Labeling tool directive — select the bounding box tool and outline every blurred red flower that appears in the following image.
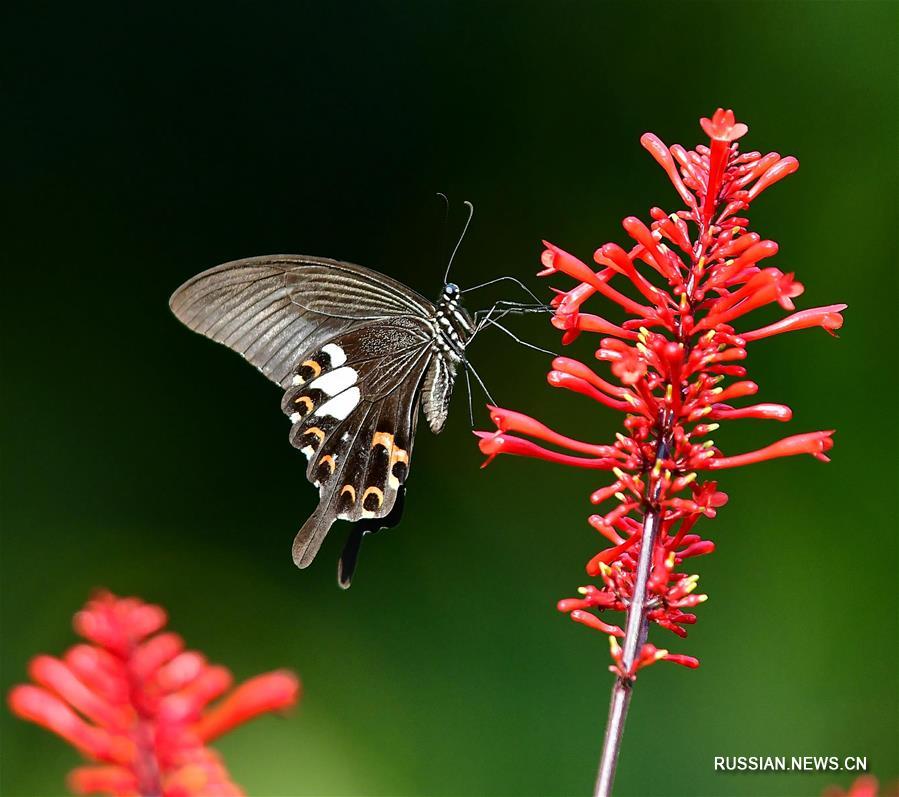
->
[8,591,300,797]
[823,776,899,797]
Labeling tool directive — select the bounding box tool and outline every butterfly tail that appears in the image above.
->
[337,526,365,589]
[292,506,336,568]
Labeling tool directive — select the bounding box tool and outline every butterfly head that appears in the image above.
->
[442,282,461,301]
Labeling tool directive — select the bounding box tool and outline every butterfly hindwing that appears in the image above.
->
[281,318,433,568]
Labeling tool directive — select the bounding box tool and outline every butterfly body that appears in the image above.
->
[170,255,473,585]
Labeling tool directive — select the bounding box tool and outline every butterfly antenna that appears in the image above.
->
[444,200,474,284]
[463,275,545,307]
[435,192,450,270]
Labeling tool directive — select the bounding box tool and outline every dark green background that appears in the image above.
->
[3,2,896,796]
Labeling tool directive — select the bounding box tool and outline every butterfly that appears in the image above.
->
[170,254,486,587]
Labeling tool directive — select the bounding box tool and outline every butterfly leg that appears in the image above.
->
[464,360,497,405]
[477,317,559,357]
[463,363,475,427]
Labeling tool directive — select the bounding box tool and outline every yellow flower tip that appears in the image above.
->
[609,636,622,656]
[663,469,672,481]
[682,472,697,485]
[706,423,720,432]
[665,552,676,568]
[612,466,625,479]
[614,491,627,502]
[615,432,627,444]
[697,594,709,603]
[697,256,706,269]
[599,562,612,577]
[665,384,673,400]
[654,648,669,660]
[577,586,589,595]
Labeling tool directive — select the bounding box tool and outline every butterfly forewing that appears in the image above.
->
[169,255,435,388]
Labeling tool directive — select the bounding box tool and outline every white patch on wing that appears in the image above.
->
[316,387,361,420]
[322,343,347,367]
[289,412,302,424]
[291,374,303,386]
[301,446,315,460]
[308,366,358,396]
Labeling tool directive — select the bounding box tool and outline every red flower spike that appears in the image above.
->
[475,110,843,682]
[7,591,301,797]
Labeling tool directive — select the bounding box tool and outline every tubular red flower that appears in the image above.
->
[547,370,634,412]
[700,108,749,142]
[640,133,696,208]
[542,241,653,317]
[709,402,792,422]
[475,109,842,681]
[706,431,835,469]
[8,591,301,797]
[193,671,300,743]
[487,405,617,457]
[68,765,139,796]
[741,303,847,341]
[475,431,618,470]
